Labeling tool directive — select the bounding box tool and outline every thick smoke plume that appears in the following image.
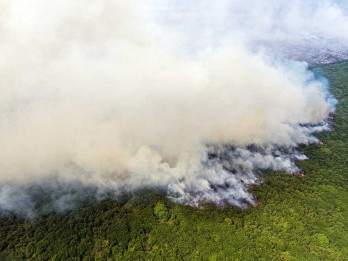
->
[0,0,345,217]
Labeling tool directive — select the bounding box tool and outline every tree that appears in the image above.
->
[154,202,169,222]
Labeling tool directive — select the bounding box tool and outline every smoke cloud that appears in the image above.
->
[0,0,345,217]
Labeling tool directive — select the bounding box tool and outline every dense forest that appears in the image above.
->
[1,61,348,260]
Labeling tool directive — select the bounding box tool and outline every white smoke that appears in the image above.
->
[0,0,344,217]
[152,0,348,64]
[152,0,348,43]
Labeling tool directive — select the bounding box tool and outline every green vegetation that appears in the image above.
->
[1,61,348,260]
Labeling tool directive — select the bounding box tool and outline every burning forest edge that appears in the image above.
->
[0,109,337,218]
